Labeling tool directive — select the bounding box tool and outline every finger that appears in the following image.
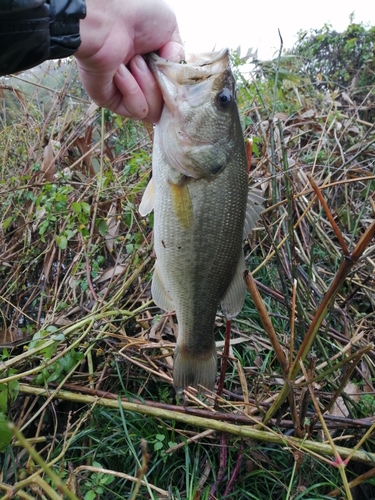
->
[113,63,150,119]
[76,63,128,116]
[128,55,163,123]
[158,40,185,63]
[158,27,185,62]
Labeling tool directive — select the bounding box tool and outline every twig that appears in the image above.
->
[215,319,232,406]
[262,219,375,425]
[299,362,353,500]
[223,441,244,497]
[74,464,168,497]
[210,433,227,496]
[308,175,349,256]
[289,278,297,370]
[328,467,375,497]
[17,384,375,465]
[243,270,288,377]
[130,439,151,500]
[8,423,80,500]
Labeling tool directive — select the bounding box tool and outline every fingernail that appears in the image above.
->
[159,42,185,63]
[133,55,148,72]
[117,63,129,79]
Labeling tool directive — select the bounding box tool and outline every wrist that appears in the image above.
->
[49,0,87,59]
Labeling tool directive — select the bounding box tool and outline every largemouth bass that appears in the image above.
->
[140,49,262,393]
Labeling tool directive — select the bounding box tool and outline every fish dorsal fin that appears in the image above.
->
[139,177,155,216]
[220,254,247,319]
[243,187,264,238]
[151,261,175,312]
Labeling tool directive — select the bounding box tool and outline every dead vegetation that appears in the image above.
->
[0,49,374,499]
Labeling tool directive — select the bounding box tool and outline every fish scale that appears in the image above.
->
[140,49,263,393]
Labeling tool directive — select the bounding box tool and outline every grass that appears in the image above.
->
[0,48,374,499]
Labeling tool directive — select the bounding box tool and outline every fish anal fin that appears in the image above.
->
[173,342,217,393]
[151,262,175,312]
[221,256,247,319]
[243,187,264,238]
[139,177,155,216]
[168,178,193,230]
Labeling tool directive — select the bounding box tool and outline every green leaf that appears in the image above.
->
[0,414,12,452]
[99,474,115,486]
[3,217,13,230]
[154,441,163,451]
[50,333,65,342]
[46,326,59,333]
[0,387,8,413]
[28,330,57,359]
[84,491,96,500]
[66,229,75,239]
[71,202,81,213]
[47,362,64,383]
[80,202,91,214]
[98,220,108,237]
[56,235,67,250]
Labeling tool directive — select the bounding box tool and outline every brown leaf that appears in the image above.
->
[42,142,56,182]
[42,242,56,284]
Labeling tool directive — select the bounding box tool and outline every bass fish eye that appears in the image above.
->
[217,88,233,108]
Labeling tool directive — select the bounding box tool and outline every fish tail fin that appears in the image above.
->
[173,343,217,394]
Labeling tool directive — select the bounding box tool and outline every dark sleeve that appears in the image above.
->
[0,0,86,76]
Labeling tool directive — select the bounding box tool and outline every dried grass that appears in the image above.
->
[0,57,374,498]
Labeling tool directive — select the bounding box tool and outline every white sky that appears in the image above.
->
[167,0,375,60]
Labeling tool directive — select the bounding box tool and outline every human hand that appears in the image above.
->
[75,0,184,122]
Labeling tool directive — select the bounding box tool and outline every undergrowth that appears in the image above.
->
[0,22,375,500]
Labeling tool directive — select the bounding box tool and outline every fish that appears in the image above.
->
[140,49,263,393]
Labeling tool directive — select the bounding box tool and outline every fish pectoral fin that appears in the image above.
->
[168,178,193,230]
[151,262,175,312]
[139,177,155,216]
[243,187,264,238]
[220,256,247,319]
[173,342,217,393]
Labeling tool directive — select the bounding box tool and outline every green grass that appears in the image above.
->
[0,42,375,499]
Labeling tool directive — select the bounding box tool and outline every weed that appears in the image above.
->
[0,23,375,499]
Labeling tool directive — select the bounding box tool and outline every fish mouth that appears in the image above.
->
[147,49,230,112]
[147,47,229,74]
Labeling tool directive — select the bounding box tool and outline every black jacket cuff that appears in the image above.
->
[0,0,86,76]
